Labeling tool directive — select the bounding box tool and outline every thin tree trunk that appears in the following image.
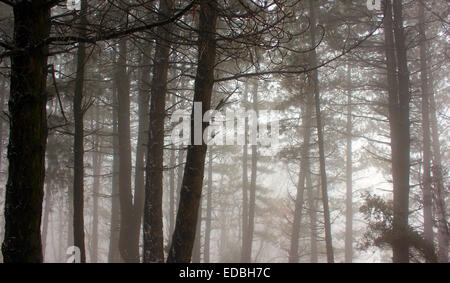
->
[169,140,176,238]
[345,66,353,263]
[41,174,52,262]
[418,1,434,262]
[108,86,121,263]
[309,0,334,263]
[143,0,173,263]
[306,171,318,262]
[72,0,88,263]
[91,109,102,263]
[167,0,218,263]
[133,39,153,261]
[192,197,202,263]
[2,0,51,263]
[289,88,313,263]
[241,83,249,262]
[242,80,259,263]
[204,149,213,263]
[429,74,449,263]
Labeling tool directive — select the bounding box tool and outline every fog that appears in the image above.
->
[0,0,448,264]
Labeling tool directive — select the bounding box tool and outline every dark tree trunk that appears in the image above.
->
[167,0,217,263]
[418,2,434,262]
[143,0,173,263]
[2,1,51,263]
[289,88,313,263]
[204,149,213,263]
[345,66,353,263]
[72,0,88,263]
[116,37,139,262]
[309,0,334,263]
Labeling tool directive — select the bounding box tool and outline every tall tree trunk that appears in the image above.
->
[72,0,88,263]
[289,88,313,263]
[309,0,334,263]
[242,80,259,263]
[345,66,353,263]
[386,0,411,263]
[306,171,318,262]
[204,149,213,263]
[91,109,102,263]
[167,0,217,263]
[133,39,153,258]
[143,0,173,263]
[2,0,51,263]
[169,140,176,238]
[108,86,121,263]
[429,74,449,263]
[41,130,57,262]
[418,2,434,262]
[175,148,185,214]
[241,83,249,262]
[192,197,202,263]
[116,37,139,262]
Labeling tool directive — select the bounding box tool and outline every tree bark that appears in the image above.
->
[2,0,51,263]
[167,0,217,263]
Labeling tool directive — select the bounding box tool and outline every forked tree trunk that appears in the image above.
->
[167,0,217,263]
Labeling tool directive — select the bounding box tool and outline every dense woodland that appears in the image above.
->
[0,0,448,263]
